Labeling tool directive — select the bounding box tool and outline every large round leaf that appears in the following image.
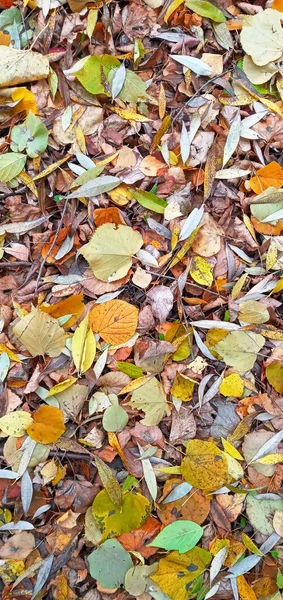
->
[92,490,151,540]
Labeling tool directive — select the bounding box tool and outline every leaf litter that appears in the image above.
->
[1,1,283,600]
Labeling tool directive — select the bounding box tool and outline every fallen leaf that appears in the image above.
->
[92,490,151,539]
[240,9,283,66]
[0,410,33,437]
[90,300,138,344]
[213,331,265,373]
[88,539,133,589]
[219,374,244,398]
[0,532,35,560]
[27,406,65,444]
[72,314,96,373]
[80,223,143,282]
[180,440,228,492]
[13,308,65,357]
[149,520,203,554]
[249,162,283,195]
[266,362,283,394]
[0,47,49,88]
[151,546,212,600]
[129,377,169,426]
[190,255,213,287]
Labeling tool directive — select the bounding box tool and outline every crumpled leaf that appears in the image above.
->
[129,377,169,426]
[90,299,138,344]
[13,308,65,358]
[80,223,143,282]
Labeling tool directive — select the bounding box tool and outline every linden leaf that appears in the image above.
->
[213,330,265,373]
[240,9,283,67]
[190,256,213,287]
[13,308,65,358]
[266,362,283,394]
[0,152,26,183]
[151,546,212,600]
[238,300,269,324]
[26,406,65,444]
[88,539,133,589]
[219,373,244,398]
[90,299,138,345]
[249,162,283,195]
[180,440,228,492]
[92,490,151,540]
[129,377,169,426]
[80,223,143,282]
[0,411,33,437]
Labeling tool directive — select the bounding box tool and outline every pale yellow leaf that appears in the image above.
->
[0,410,33,437]
[13,308,66,358]
[72,314,96,374]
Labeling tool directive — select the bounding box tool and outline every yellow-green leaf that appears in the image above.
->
[0,411,33,437]
[95,456,122,508]
[190,256,213,287]
[180,440,228,492]
[219,373,244,398]
[151,546,212,600]
[266,362,283,394]
[92,490,151,540]
[0,152,26,183]
[72,314,96,374]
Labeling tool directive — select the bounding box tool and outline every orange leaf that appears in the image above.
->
[249,161,283,195]
[251,216,283,236]
[0,31,10,46]
[41,226,80,264]
[89,299,138,345]
[272,0,283,11]
[41,292,84,328]
[237,575,257,600]
[27,406,65,444]
[93,207,125,227]
[118,517,161,558]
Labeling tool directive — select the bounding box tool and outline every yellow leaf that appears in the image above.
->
[18,171,38,198]
[213,330,265,372]
[52,463,67,485]
[0,410,33,437]
[11,88,37,115]
[95,456,122,508]
[92,490,151,540]
[72,314,96,373]
[33,156,70,181]
[110,107,151,122]
[118,374,153,396]
[266,240,278,271]
[256,453,283,465]
[221,438,244,461]
[164,0,184,23]
[0,343,20,362]
[151,547,212,600]
[241,532,262,556]
[273,510,283,536]
[80,223,143,282]
[243,214,256,241]
[223,451,244,480]
[0,559,25,584]
[171,372,196,402]
[13,308,65,358]
[169,230,198,268]
[231,273,249,301]
[129,376,169,426]
[90,299,138,345]
[219,373,244,398]
[150,115,171,153]
[266,362,283,394]
[86,8,98,39]
[108,184,132,206]
[180,440,228,492]
[46,378,77,397]
[190,255,213,287]
[237,575,257,600]
[27,406,65,444]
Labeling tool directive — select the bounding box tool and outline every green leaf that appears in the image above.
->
[130,189,167,214]
[149,520,203,554]
[277,569,283,589]
[102,403,128,432]
[70,165,104,189]
[0,152,26,183]
[75,55,148,104]
[67,175,120,199]
[11,112,48,159]
[185,0,226,22]
[117,361,143,379]
[88,539,133,588]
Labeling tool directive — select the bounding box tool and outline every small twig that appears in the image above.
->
[171,68,231,124]
[0,186,26,199]
[35,198,68,291]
